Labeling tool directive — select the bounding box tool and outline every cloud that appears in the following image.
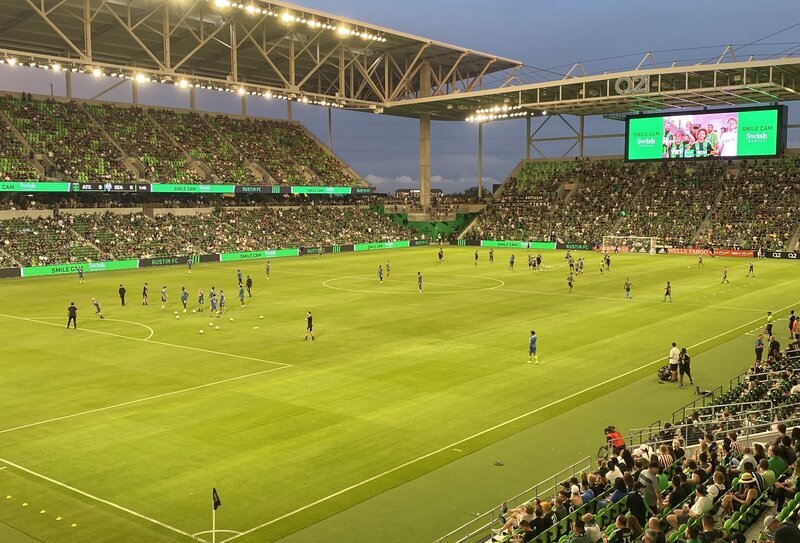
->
[364,174,499,194]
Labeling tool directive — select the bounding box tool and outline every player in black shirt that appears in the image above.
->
[304,311,315,341]
[246,275,253,297]
[142,283,149,305]
[118,284,126,306]
[746,261,754,277]
[67,302,77,329]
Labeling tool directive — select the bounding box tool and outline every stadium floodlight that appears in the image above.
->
[245,4,255,14]
[91,67,103,78]
[214,0,230,8]
[542,110,547,116]
[281,12,293,22]
[6,57,17,66]
[51,63,61,71]
[178,79,189,89]
[337,25,349,36]
[134,73,147,83]
[237,87,246,96]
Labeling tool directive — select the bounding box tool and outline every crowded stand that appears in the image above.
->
[699,159,800,251]
[85,104,203,184]
[2,95,134,182]
[0,215,99,266]
[147,109,258,184]
[618,162,726,247]
[0,97,40,181]
[474,158,799,250]
[207,116,358,186]
[0,206,413,265]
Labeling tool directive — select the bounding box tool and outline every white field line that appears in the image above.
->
[193,530,242,536]
[0,365,290,436]
[220,302,799,542]
[0,457,205,542]
[0,313,291,368]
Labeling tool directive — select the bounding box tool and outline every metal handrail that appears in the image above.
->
[628,399,800,449]
[433,456,592,543]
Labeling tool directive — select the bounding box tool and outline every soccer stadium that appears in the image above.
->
[1,2,800,543]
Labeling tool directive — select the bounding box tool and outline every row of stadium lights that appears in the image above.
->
[212,0,388,42]
[0,57,345,108]
[466,105,545,122]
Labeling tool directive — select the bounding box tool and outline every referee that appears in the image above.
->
[304,311,315,341]
[67,302,77,329]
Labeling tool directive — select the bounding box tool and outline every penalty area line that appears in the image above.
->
[0,365,291,435]
[0,457,204,542]
[220,301,799,543]
[0,313,291,368]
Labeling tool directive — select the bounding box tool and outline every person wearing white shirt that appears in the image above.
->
[669,342,680,382]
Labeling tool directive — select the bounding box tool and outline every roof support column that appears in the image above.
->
[132,80,138,106]
[189,87,196,111]
[418,61,432,207]
[419,114,431,207]
[83,0,92,59]
[286,100,293,121]
[241,93,247,116]
[65,70,72,99]
[579,116,585,158]
[525,116,531,160]
[477,122,483,200]
[327,107,333,150]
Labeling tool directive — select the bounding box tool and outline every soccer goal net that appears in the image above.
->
[601,236,658,254]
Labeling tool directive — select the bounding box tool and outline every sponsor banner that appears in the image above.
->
[717,249,754,258]
[139,256,191,268]
[290,186,352,195]
[234,185,280,194]
[0,267,21,278]
[199,254,221,263]
[480,240,557,250]
[558,243,592,251]
[301,246,335,255]
[765,251,799,260]
[353,241,411,251]
[410,240,430,247]
[0,181,72,192]
[600,245,631,252]
[21,259,139,277]
[151,183,234,193]
[666,248,754,257]
[219,249,298,262]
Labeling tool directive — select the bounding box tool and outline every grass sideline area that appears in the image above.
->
[0,247,796,543]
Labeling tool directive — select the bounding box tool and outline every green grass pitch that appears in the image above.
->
[0,247,796,543]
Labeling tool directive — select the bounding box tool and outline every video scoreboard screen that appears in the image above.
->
[625,105,786,161]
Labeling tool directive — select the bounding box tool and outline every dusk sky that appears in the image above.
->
[1,0,798,193]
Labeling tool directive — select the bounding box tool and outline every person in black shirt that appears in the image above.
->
[666,475,688,508]
[304,311,315,341]
[118,284,126,306]
[769,336,781,360]
[67,302,77,329]
[142,283,149,305]
[245,276,253,297]
[698,515,725,543]
[627,482,649,527]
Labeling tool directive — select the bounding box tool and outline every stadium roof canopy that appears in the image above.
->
[386,56,800,121]
[0,0,521,110]
[0,2,798,122]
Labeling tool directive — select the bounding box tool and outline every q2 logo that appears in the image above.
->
[614,75,650,95]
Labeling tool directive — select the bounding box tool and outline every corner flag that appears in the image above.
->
[213,488,222,510]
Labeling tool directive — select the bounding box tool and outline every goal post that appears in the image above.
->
[601,236,659,254]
